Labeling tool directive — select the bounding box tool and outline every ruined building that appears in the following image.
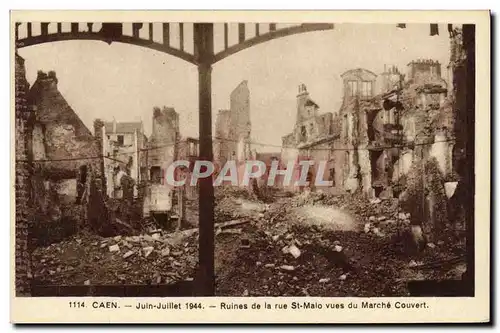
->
[99,119,147,198]
[336,68,379,195]
[400,59,452,175]
[26,68,103,237]
[214,80,252,169]
[28,70,100,200]
[230,80,252,163]
[20,66,109,241]
[147,106,180,183]
[338,60,453,198]
[281,84,339,192]
[378,65,403,93]
[176,137,200,199]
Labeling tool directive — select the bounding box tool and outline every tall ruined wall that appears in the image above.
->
[137,133,148,179]
[87,119,110,235]
[149,107,179,168]
[378,65,403,94]
[338,98,365,193]
[391,149,415,184]
[449,27,468,175]
[400,157,448,242]
[230,80,251,141]
[214,109,235,165]
[15,53,33,296]
[230,81,251,163]
[295,84,311,125]
[429,130,454,177]
[152,107,178,143]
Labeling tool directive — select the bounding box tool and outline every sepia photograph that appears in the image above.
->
[10,10,490,324]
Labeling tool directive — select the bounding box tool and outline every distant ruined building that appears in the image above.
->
[98,119,147,199]
[338,60,452,198]
[280,58,454,199]
[214,80,253,186]
[214,81,252,164]
[280,84,339,192]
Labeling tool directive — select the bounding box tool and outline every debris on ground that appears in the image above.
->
[33,187,466,297]
[32,228,200,285]
[215,190,466,296]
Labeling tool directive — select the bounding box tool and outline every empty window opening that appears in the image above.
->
[300,126,307,141]
[329,167,336,187]
[150,166,162,184]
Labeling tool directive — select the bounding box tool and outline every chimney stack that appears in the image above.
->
[297,83,308,96]
[93,119,104,138]
[37,70,58,86]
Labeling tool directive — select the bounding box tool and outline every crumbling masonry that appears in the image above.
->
[15,53,33,296]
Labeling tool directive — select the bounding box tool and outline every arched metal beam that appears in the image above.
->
[213,23,334,64]
[16,32,198,66]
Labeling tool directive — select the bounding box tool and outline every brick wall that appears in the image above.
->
[15,53,32,296]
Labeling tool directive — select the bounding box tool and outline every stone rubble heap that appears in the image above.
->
[216,191,464,297]
[32,229,200,286]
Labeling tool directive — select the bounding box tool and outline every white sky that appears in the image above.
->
[18,23,451,153]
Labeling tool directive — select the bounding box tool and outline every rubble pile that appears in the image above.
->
[32,186,466,295]
[215,186,256,202]
[216,222,410,297]
[32,229,199,286]
[216,191,466,296]
[29,202,82,247]
[215,187,269,221]
[269,191,408,238]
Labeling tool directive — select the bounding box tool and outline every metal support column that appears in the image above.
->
[194,23,215,296]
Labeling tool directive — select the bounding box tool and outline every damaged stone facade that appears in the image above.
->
[146,106,179,184]
[27,70,100,192]
[100,119,147,199]
[15,62,109,249]
[140,106,181,223]
[27,70,102,228]
[280,84,340,193]
[279,59,454,202]
[337,68,379,196]
[176,137,200,200]
[335,60,454,199]
[214,80,252,169]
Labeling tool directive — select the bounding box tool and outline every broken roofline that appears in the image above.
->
[158,159,335,188]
